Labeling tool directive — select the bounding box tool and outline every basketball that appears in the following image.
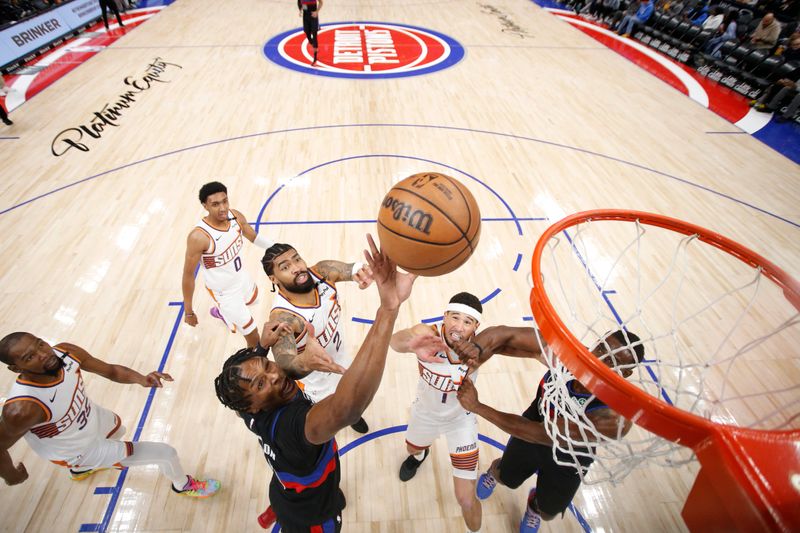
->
[376,172,481,276]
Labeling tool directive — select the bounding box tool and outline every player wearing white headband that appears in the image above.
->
[389,292,484,533]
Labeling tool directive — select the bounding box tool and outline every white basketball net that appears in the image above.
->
[533,217,800,485]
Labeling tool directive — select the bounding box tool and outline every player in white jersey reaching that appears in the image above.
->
[182,181,276,348]
[389,292,484,533]
[0,332,220,497]
[260,243,373,432]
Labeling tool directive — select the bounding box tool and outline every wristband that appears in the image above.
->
[351,261,364,277]
[253,343,270,356]
[254,233,276,250]
[185,312,196,317]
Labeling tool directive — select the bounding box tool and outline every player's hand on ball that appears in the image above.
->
[298,335,347,374]
[353,264,374,290]
[3,462,28,486]
[260,320,293,348]
[408,333,447,363]
[456,376,480,411]
[364,233,416,310]
[142,371,173,388]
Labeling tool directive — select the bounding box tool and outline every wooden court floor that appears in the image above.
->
[1,0,798,531]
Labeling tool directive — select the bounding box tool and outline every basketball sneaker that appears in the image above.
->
[172,475,221,498]
[519,488,542,533]
[476,471,498,500]
[399,449,429,481]
[69,467,109,481]
[258,505,277,529]
[209,307,229,328]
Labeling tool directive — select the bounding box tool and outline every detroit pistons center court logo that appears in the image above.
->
[263,22,464,79]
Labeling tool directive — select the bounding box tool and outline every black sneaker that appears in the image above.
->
[350,417,368,434]
[399,449,429,481]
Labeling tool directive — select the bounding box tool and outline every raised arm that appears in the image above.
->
[0,401,45,486]
[304,234,415,445]
[58,343,172,388]
[313,260,373,289]
[182,229,208,327]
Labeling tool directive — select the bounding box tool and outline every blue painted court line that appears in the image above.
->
[79,301,185,533]
[252,153,524,237]
[513,253,523,271]
[254,217,544,226]
[3,124,797,230]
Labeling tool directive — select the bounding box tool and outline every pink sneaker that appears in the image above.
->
[172,475,220,498]
[210,306,229,328]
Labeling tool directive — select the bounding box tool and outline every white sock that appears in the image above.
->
[413,451,426,460]
[119,441,189,488]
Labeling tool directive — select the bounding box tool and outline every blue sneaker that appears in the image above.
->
[519,488,542,532]
[476,471,497,500]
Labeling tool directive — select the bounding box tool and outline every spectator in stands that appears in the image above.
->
[615,0,654,36]
[702,6,724,31]
[751,74,800,121]
[610,0,640,29]
[777,31,800,61]
[666,0,686,16]
[704,10,739,57]
[688,0,709,25]
[749,13,782,50]
[588,0,622,23]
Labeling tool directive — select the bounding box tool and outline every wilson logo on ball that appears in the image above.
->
[382,196,434,235]
[263,22,465,79]
[377,172,481,277]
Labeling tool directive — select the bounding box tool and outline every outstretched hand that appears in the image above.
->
[353,263,374,290]
[296,335,347,375]
[141,371,173,388]
[456,376,480,412]
[260,320,294,348]
[363,233,416,310]
[408,333,447,363]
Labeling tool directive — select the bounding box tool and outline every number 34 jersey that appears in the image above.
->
[5,349,101,463]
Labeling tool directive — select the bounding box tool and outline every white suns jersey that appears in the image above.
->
[270,270,348,395]
[416,323,477,417]
[197,217,247,292]
[6,349,101,463]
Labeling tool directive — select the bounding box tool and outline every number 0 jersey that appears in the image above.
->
[196,217,248,292]
[5,349,105,464]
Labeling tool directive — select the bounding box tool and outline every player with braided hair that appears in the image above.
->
[215,234,416,532]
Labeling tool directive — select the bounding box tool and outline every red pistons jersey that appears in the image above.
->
[196,217,247,292]
[5,349,100,463]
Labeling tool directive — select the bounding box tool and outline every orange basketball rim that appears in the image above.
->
[529,209,800,532]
